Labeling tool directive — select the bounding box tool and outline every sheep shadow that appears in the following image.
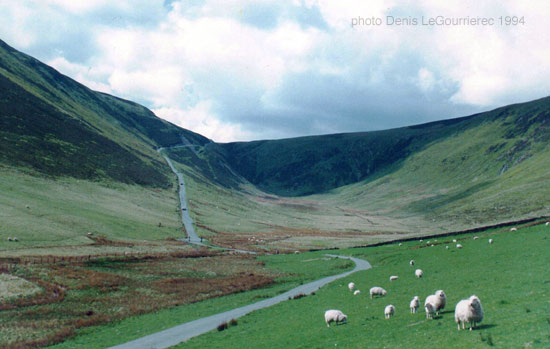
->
[439,310,454,315]
[475,324,497,330]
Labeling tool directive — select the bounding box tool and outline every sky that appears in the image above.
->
[0,1,549,142]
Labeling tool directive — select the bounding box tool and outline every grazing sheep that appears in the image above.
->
[455,295,484,330]
[25,205,30,209]
[473,236,479,240]
[384,305,395,319]
[354,290,361,296]
[488,239,493,244]
[419,239,423,243]
[348,282,355,292]
[410,260,415,266]
[325,309,347,327]
[510,227,517,231]
[369,286,387,298]
[456,244,463,249]
[425,302,435,319]
[294,251,300,254]
[415,269,423,278]
[399,243,402,247]
[410,296,420,313]
[425,290,446,315]
[546,222,549,226]
[446,245,449,249]
[453,239,457,243]
[389,275,399,282]
[13,237,18,242]
[426,241,430,245]
[7,237,12,241]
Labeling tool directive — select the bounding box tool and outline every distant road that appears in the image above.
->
[110,255,371,349]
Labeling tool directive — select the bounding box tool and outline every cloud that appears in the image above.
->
[0,0,549,142]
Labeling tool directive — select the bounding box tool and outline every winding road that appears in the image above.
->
[116,146,372,348]
[110,255,371,349]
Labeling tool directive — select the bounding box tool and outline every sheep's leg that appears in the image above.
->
[457,323,461,331]
[462,321,465,330]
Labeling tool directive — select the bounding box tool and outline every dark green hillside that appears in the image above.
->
[222,97,550,196]
[0,39,208,186]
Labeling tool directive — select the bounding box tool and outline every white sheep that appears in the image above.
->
[415,269,423,278]
[455,295,484,330]
[446,245,449,249]
[13,237,18,242]
[510,227,517,231]
[410,296,420,313]
[389,275,399,281]
[546,222,549,226]
[348,282,355,292]
[384,305,395,319]
[7,237,12,241]
[399,243,402,246]
[456,244,463,249]
[25,204,30,209]
[453,239,457,243]
[410,260,415,266]
[425,290,446,315]
[473,236,479,240]
[488,239,493,244]
[419,239,423,243]
[354,290,361,296]
[325,309,347,327]
[369,286,387,298]
[425,302,435,319]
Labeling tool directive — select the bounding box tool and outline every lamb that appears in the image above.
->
[348,282,355,292]
[389,275,399,281]
[456,244,463,249]
[488,239,493,244]
[415,269,423,278]
[409,260,415,266]
[410,296,420,313]
[354,290,361,295]
[455,295,484,330]
[324,309,347,327]
[425,302,435,319]
[425,290,446,315]
[384,305,395,319]
[369,286,387,298]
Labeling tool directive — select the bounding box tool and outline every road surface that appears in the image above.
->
[110,254,371,349]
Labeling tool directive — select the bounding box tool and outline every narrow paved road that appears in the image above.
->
[110,255,371,349]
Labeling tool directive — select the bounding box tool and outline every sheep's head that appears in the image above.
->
[436,290,446,299]
[340,314,347,323]
[414,296,419,301]
[382,289,387,295]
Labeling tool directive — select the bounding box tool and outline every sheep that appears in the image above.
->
[354,290,361,296]
[488,238,493,244]
[410,260,415,266]
[369,286,387,298]
[415,269,423,278]
[473,236,479,240]
[419,239,423,243]
[7,237,12,241]
[456,244,463,249]
[324,309,347,327]
[446,245,449,249]
[410,296,420,313]
[399,243,402,246]
[384,305,395,319]
[25,204,30,209]
[546,222,549,226]
[510,227,517,231]
[13,237,18,242]
[453,239,457,243]
[455,295,484,330]
[348,282,355,292]
[425,290,446,315]
[425,302,435,319]
[389,275,399,282]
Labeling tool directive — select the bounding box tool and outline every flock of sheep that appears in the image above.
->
[324,235,493,331]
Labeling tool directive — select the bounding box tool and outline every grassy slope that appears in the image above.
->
[0,167,181,249]
[179,222,550,348]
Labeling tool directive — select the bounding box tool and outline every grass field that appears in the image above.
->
[176,221,550,348]
[0,167,182,249]
[46,253,352,348]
